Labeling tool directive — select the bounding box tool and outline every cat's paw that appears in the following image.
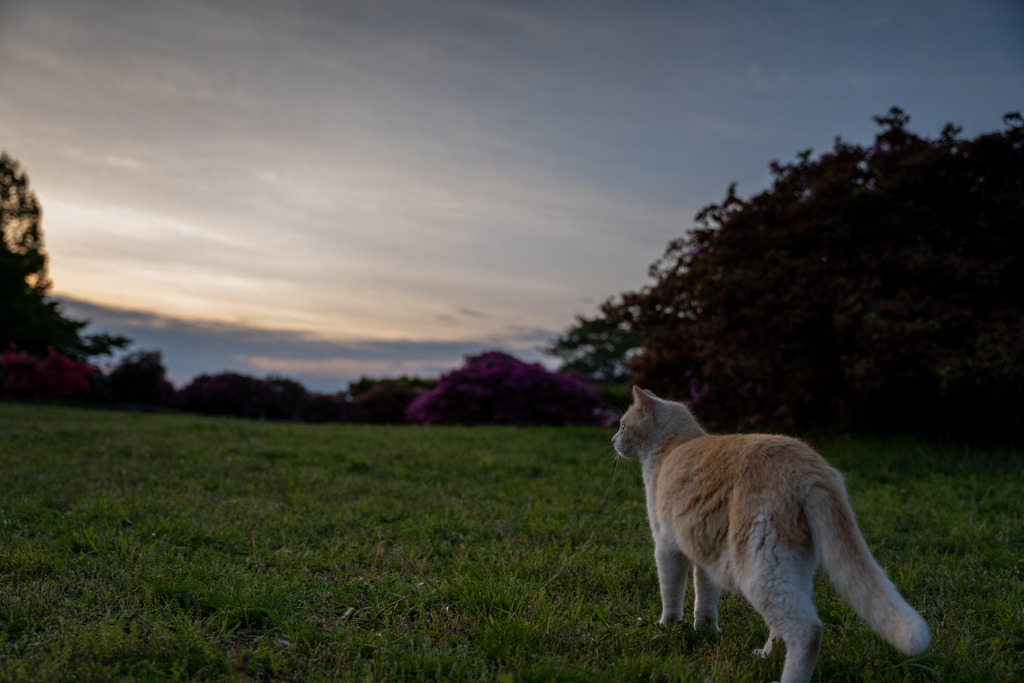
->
[753,633,777,658]
[693,615,721,634]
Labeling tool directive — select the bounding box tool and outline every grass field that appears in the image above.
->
[1,403,1021,682]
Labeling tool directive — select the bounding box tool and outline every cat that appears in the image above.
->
[612,386,929,683]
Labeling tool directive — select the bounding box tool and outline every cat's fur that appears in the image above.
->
[612,387,929,683]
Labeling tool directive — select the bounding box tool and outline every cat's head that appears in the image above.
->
[612,386,704,460]
[611,386,662,459]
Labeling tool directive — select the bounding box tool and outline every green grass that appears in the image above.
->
[0,403,1021,682]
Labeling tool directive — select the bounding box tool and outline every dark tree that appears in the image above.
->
[348,375,435,397]
[108,350,173,406]
[298,392,353,423]
[354,380,423,424]
[0,152,129,359]
[625,109,1024,439]
[179,372,308,420]
[543,296,642,385]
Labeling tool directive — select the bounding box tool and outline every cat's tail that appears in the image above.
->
[805,476,930,656]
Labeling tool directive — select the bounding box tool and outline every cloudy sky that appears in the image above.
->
[1,0,1021,391]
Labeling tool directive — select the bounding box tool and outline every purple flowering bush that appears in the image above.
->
[405,351,602,426]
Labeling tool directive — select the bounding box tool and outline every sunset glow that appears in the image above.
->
[2,0,1020,389]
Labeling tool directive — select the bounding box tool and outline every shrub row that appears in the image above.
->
[1,348,605,426]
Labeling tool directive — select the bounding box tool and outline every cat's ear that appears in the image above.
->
[632,386,657,415]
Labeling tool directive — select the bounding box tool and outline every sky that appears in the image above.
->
[1,0,1021,391]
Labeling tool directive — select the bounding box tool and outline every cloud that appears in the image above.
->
[57,296,561,392]
[17,0,687,345]
[101,154,145,170]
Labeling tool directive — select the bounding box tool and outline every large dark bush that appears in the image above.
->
[406,351,601,426]
[298,391,354,423]
[180,372,306,420]
[625,109,1024,438]
[348,375,436,398]
[354,380,423,424]
[108,350,173,406]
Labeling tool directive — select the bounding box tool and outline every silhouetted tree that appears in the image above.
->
[180,372,309,420]
[298,392,354,423]
[108,350,173,406]
[621,109,1024,439]
[544,296,642,385]
[348,375,435,397]
[354,380,423,424]
[0,152,129,359]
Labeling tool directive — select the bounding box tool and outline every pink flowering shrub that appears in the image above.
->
[0,347,95,400]
[405,351,601,426]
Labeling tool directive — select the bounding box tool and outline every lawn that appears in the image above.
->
[0,403,1021,681]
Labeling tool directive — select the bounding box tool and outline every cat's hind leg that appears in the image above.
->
[753,628,778,658]
[766,604,821,683]
[692,565,721,633]
[654,543,690,625]
[742,527,822,683]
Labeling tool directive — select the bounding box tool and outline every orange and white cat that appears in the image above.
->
[613,387,929,683]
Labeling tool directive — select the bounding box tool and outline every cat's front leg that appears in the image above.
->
[692,565,722,633]
[654,543,690,625]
